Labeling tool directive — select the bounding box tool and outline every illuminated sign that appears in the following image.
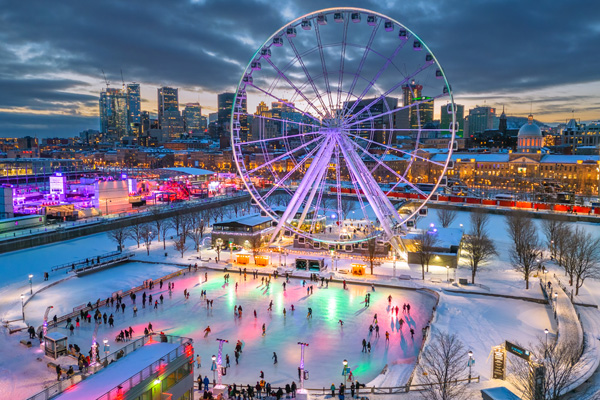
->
[505,341,530,361]
[492,345,506,380]
[49,175,66,195]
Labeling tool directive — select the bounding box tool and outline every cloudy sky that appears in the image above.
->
[1,0,599,137]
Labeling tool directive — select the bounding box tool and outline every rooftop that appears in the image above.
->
[54,341,179,400]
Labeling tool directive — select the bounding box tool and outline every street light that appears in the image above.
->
[20,294,25,321]
[445,266,449,284]
[28,274,33,295]
[544,328,549,348]
[343,359,348,383]
[103,339,110,357]
[211,355,217,384]
[468,350,473,383]
[298,342,309,390]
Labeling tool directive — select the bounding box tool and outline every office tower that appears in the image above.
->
[183,103,202,132]
[158,87,180,128]
[467,106,497,136]
[402,81,434,130]
[218,92,235,128]
[344,97,398,144]
[127,83,141,136]
[440,103,465,138]
[100,87,128,138]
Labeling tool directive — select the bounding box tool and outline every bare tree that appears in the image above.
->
[179,214,193,244]
[173,236,188,258]
[107,226,128,251]
[508,338,581,400]
[171,212,184,237]
[149,206,164,242]
[562,227,600,295]
[415,230,439,280]
[366,236,377,275]
[541,219,566,259]
[553,223,572,277]
[506,212,540,289]
[215,241,223,262]
[247,234,264,264]
[436,208,458,228]
[462,211,497,284]
[187,212,204,253]
[140,224,155,256]
[127,220,144,248]
[340,198,357,221]
[159,219,172,250]
[417,331,471,400]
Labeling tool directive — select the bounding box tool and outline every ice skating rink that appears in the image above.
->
[35,266,437,388]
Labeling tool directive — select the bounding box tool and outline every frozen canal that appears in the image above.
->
[39,266,437,388]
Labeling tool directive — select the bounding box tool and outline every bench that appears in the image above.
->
[430,278,442,284]
[459,278,469,285]
[20,340,32,348]
[398,274,412,280]
[47,362,67,374]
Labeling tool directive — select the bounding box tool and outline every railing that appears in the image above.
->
[51,251,123,272]
[26,334,192,400]
[203,376,480,396]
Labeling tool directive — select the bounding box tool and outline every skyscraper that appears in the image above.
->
[100,88,128,138]
[440,104,465,138]
[218,92,235,128]
[402,81,434,130]
[466,106,497,136]
[344,97,398,144]
[127,83,141,136]
[158,87,183,136]
[183,103,202,132]
[158,87,179,128]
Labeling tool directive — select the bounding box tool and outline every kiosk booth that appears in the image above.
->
[295,258,325,272]
[351,264,366,276]
[44,332,68,359]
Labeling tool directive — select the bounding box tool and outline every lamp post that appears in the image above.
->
[393,253,397,278]
[343,359,348,383]
[215,338,228,389]
[468,350,473,383]
[211,355,217,384]
[20,294,25,321]
[298,342,309,390]
[103,339,110,357]
[544,328,549,348]
[445,265,449,284]
[279,246,281,267]
[28,274,33,295]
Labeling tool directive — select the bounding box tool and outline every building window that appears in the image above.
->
[163,371,177,391]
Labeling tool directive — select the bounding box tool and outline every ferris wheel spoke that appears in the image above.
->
[343,62,437,125]
[344,131,444,166]
[334,146,343,228]
[342,41,406,120]
[314,23,335,116]
[247,83,324,126]
[344,92,446,129]
[284,36,332,120]
[342,18,382,114]
[345,165,371,226]
[267,137,337,246]
[246,135,324,175]
[261,142,324,201]
[346,127,447,132]
[308,169,329,235]
[251,114,323,130]
[335,15,350,114]
[241,130,320,146]
[347,139,429,198]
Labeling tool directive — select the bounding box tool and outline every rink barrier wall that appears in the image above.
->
[36,267,186,335]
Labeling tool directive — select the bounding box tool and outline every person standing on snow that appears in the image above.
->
[272,352,278,364]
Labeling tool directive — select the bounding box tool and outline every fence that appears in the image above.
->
[50,251,122,272]
[26,334,192,400]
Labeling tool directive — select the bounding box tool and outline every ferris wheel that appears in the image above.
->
[231,7,456,251]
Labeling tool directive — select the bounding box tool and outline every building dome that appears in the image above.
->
[518,114,542,137]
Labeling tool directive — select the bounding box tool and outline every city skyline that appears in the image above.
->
[1,0,599,137]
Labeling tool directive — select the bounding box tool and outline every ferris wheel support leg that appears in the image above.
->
[335,134,405,256]
[267,137,336,247]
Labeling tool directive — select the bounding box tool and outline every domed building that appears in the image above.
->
[517,114,543,153]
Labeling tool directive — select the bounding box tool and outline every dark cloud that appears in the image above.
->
[0,0,599,137]
[0,112,97,138]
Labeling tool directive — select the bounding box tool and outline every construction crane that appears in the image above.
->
[101,69,109,88]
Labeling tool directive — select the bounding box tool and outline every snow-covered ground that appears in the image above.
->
[1,204,600,399]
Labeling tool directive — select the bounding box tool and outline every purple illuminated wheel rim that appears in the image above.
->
[231,7,456,245]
